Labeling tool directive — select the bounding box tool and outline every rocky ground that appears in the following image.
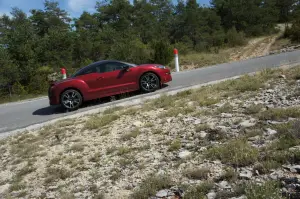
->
[1,66,300,199]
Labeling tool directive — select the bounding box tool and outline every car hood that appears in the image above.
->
[50,77,74,86]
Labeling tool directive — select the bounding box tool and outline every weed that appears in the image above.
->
[93,193,105,199]
[258,107,300,121]
[145,123,154,128]
[85,114,120,130]
[206,128,227,141]
[123,107,139,115]
[206,139,259,166]
[110,169,122,182]
[89,152,101,163]
[152,128,163,134]
[217,167,238,182]
[103,106,122,115]
[175,90,193,98]
[10,141,43,159]
[168,139,181,151]
[183,181,214,199]
[15,164,36,179]
[195,124,210,132]
[69,143,85,152]
[56,119,75,128]
[60,192,75,199]
[121,128,141,141]
[245,180,283,199]
[253,161,281,174]
[245,104,264,114]
[117,146,131,156]
[161,106,194,118]
[106,146,117,155]
[44,167,72,184]
[216,102,233,113]
[184,168,210,180]
[118,158,133,168]
[9,181,26,192]
[150,94,174,109]
[261,150,292,165]
[130,174,173,199]
[101,130,110,136]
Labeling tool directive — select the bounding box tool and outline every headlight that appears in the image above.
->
[155,65,166,69]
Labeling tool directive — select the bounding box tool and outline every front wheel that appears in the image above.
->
[139,72,160,93]
[60,89,83,111]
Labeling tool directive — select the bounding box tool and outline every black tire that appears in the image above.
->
[139,72,160,93]
[60,89,83,111]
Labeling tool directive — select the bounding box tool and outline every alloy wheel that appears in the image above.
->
[61,89,82,110]
[140,73,160,92]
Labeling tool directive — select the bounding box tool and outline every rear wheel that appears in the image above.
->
[60,89,83,111]
[139,72,160,93]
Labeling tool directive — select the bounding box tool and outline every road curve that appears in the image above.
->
[1,50,300,135]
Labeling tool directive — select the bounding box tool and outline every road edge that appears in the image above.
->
[0,62,299,140]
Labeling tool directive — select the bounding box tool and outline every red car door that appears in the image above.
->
[99,62,138,96]
[74,64,108,99]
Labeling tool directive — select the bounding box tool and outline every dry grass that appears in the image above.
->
[216,167,238,182]
[184,168,210,180]
[270,38,291,51]
[121,128,141,141]
[44,167,73,184]
[183,181,214,199]
[245,180,283,199]
[130,174,173,199]
[84,114,120,130]
[168,139,181,151]
[258,107,300,121]
[244,103,265,114]
[206,139,259,167]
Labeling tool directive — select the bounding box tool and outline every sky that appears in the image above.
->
[0,0,211,18]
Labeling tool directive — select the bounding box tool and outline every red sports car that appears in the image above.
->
[48,60,172,111]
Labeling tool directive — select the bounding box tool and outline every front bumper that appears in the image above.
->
[161,72,172,84]
[48,86,60,105]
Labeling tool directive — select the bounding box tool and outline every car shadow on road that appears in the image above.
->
[32,84,169,116]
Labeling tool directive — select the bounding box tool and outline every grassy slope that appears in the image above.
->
[1,66,300,198]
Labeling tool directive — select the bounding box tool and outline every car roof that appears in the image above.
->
[71,60,136,77]
[86,60,135,67]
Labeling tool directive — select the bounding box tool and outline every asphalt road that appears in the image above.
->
[1,50,300,134]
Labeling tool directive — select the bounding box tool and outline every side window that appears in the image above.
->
[74,65,97,76]
[102,62,127,72]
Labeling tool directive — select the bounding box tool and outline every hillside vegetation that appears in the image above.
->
[1,0,300,101]
[1,66,300,198]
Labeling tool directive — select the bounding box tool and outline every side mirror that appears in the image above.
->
[122,65,130,71]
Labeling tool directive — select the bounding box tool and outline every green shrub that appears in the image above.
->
[150,39,173,65]
[226,27,246,47]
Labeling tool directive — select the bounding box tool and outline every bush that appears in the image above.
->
[150,39,173,65]
[28,66,54,94]
[225,27,246,47]
[286,21,300,43]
